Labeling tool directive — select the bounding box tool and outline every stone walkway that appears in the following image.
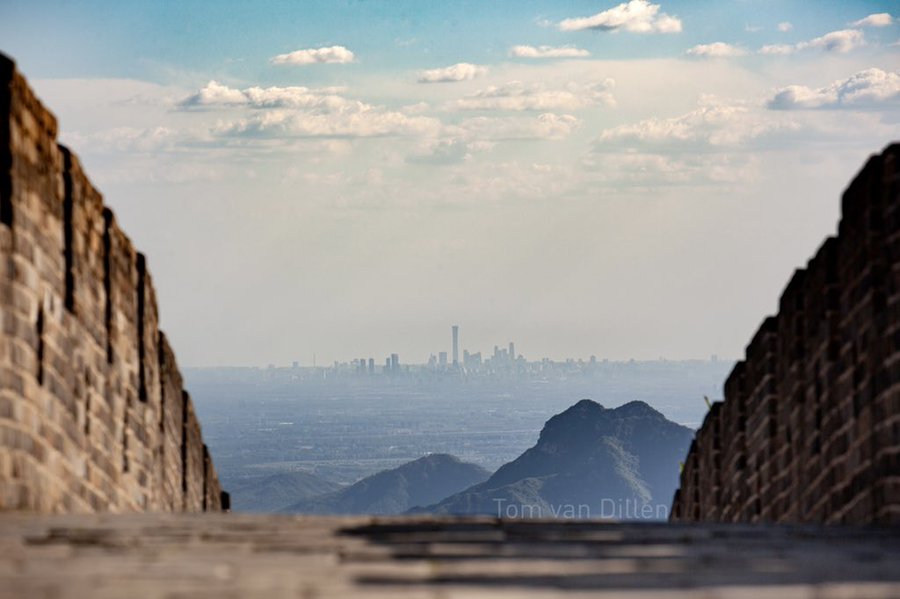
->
[2,513,900,598]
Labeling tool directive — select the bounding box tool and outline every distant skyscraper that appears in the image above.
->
[509,342,515,363]
[390,353,399,373]
[439,352,448,367]
[368,358,375,374]
[452,325,459,367]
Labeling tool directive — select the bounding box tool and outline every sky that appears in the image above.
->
[1,0,899,367]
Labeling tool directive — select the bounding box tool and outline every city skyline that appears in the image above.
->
[262,324,725,370]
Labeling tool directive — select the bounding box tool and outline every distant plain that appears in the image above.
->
[188,360,730,494]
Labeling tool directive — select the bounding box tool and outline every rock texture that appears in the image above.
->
[421,400,693,518]
[672,143,900,525]
[0,53,224,512]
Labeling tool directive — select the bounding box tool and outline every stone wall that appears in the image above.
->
[0,53,225,512]
[672,143,900,525]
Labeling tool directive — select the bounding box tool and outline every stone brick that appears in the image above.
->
[0,52,223,513]
[672,144,900,525]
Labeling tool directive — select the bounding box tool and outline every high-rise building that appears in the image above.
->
[390,353,399,373]
[368,358,375,374]
[438,352,448,367]
[509,342,515,364]
[452,325,459,367]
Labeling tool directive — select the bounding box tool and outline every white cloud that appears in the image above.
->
[179,81,362,112]
[759,44,796,55]
[178,83,442,139]
[418,63,488,83]
[583,152,760,187]
[558,0,682,34]
[401,102,431,115]
[214,109,441,139]
[760,28,865,55]
[767,68,900,110]
[850,13,894,28]
[270,46,355,66]
[456,113,581,140]
[454,80,616,112]
[509,45,591,58]
[584,98,814,187]
[804,29,866,52]
[686,43,747,58]
[777,22,793,32]
[406,138,474,165]
[176,79,593,143]
[594,97,800,151]
[179,80,248,106]
[241,86,356,109]
[408,115,584,154]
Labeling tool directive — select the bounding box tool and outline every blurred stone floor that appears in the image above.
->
[2,513,900,598]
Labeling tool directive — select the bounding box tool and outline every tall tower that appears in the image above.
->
[452,325,459,367]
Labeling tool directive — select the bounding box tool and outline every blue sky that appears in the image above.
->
[3,0,897,78]
[1,1,899,366]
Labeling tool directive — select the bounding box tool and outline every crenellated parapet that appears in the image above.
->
[672,143,900,525]
[0,52,225,513]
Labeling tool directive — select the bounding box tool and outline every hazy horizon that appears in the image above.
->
[183,339,734,369]
[2,0,898,367]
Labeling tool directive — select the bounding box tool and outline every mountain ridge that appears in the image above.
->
[227,471,340,513]
[415,399,693,519]
[283,453,490,515]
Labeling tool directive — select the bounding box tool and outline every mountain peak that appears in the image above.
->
[284,454,489,515]
[538,399,606,442]
[613,400,664,418]
[399,453,465,471]
[421,398,695,519]
[571,398,605,411]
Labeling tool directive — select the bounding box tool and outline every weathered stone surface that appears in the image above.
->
[0,53,222,512]
[2,513,900,598]
[673,144,900,525]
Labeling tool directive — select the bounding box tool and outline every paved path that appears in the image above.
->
[2,513,900,598]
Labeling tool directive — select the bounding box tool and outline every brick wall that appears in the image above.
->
[672,143,900,525]
[0,54,224,512]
